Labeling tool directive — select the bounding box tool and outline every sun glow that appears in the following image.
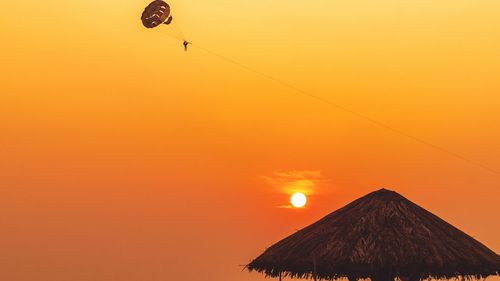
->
[290,192,307,208]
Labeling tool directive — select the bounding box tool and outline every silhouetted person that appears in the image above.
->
[183,40,190,51]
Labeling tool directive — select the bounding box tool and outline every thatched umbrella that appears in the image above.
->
[247,189,500,281]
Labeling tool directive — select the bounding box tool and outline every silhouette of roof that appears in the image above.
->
[247,189,500,280]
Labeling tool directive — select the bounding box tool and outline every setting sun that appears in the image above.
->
[290,192,307,208]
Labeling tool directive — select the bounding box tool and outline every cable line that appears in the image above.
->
[190,43,500,176]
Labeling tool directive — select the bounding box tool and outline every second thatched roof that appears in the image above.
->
[248,189,500,280]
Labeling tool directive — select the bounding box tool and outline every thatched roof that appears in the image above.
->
[247,189,500,280]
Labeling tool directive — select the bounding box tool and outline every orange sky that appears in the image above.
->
[1,1,499,280]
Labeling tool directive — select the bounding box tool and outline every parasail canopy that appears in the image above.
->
[141,0,172,28]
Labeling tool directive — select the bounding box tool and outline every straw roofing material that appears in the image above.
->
[247,189,500,281]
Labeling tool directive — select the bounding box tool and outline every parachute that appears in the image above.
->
[141,0,173,28]
[141,0,187,43]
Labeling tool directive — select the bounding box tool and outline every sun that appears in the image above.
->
[290,192,307,208]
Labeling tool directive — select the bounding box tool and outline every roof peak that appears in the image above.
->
[374,187,395,193]
[367,188,403,200]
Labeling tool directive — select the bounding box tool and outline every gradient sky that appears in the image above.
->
[1,1,499,280]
